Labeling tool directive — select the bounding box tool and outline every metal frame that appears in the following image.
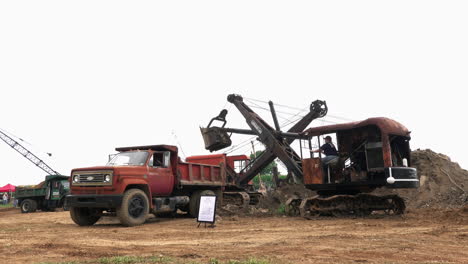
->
[0,130,59,175]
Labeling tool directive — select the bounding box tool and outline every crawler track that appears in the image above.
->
[286,193,406,217]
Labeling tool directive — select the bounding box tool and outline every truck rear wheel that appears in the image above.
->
[188,190,215,218]
[117,189,149,227]
[70,207,101,226]
[20,199,37,213]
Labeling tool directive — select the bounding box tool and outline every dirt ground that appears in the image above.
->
[0,207,467,264]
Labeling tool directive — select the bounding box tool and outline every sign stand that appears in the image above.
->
[197,195,217,228]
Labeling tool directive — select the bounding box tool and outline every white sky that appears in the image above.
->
[1,1,467,186]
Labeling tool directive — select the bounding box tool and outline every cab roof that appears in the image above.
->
[303,117,411,137]
[115,145,178,153]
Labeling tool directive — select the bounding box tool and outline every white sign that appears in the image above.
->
[197,195,217,223]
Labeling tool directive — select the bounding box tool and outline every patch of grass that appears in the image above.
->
[252,174,287,189]
[210,259,270,264]
[226,259,270,264]
[37,262,79,264]
[276,204,286,215]
[36,256,271,264]
[0,203,13,208]
[98,256,173,264]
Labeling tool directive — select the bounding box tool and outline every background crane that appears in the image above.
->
[0,129,60,175]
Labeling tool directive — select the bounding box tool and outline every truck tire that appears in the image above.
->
[70,207,101,226]
[20,199,37,213]
[188,190,215,218]
[117,189,149,227]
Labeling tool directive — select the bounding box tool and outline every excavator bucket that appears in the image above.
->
[200,127,232,152]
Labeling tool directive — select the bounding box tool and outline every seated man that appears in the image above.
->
[312,136,339,165]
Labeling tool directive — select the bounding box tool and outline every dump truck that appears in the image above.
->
[66,145,251,226]
[1,128,70,214]
[16,175,70,213]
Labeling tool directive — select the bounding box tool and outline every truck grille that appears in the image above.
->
[72,171,113,186]
[78,174,105,182]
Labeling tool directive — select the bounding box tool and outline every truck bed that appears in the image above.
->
[177,162,225,186]
[15,187,46,198]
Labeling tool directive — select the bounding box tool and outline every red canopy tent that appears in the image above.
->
[0,184,16,192]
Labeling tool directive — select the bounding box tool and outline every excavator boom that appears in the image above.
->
[201,94,327,186]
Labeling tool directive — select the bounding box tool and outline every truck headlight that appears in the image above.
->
[104,174,111,182]
[73,175,80,183]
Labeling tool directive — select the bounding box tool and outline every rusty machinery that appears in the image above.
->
[201,94,419,217]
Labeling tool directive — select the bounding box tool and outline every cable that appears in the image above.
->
[279,106,310,128]
[225,136,258,154]
[245,98,308,117]
[245,96,356,122]
[244,99,295,120]
[0,128,54,157]
[222,97,349,156]
[246,104,291,122]
[244,97,305,112]
[171,130,186,159]
[230,141,262,156]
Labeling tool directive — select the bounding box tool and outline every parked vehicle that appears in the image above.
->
[16,175,70,213]
[66,145,250,226]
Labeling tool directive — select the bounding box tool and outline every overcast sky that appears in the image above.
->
[1,1,467,186]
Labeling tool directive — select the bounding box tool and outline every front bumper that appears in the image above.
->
[385,167,419,189]
[65,194,123,208]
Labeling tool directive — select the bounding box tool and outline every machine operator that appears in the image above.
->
[312,135,339,165]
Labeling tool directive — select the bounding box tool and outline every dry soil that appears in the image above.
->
[0,207,467,264]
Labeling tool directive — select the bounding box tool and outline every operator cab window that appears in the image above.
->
[150,151,171,168]
[311,133,339,158]
[234,160,248,173]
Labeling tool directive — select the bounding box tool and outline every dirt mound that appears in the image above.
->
[219,184,315,216]
[257,183,314,211]
[385,149,467,208]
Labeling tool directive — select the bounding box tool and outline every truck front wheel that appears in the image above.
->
[188,190,215,218]
[70,207,101,226]
[20,199,37,213]
[117,189,149,227]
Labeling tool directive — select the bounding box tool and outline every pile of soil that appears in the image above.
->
[218,184,315,216]
[256,183,314,212]
[390,149,467,208]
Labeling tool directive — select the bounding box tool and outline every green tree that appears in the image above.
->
[250,150,277,175]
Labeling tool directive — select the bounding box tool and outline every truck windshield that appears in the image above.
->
[107,151,149,166]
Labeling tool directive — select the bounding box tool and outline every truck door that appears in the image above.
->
[147,151,174,196]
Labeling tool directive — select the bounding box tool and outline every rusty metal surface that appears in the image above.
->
[201,127,232,152]
[178,162,223,186]
[303,117,410,138]
[302,158,324,185]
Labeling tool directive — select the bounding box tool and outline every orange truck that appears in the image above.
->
[66,145,249,226]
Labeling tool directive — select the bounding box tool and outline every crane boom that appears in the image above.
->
[226,94,327,184]
[0,130,59,175]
